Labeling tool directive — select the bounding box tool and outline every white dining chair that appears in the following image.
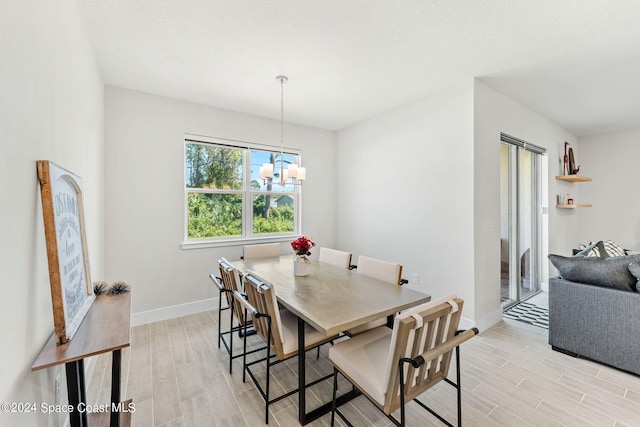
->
[356,255,406,286]
[329,295,478,427]
[348,255,408,334]
[234,273,338,424]
[242,243,280,260]
[319,247,353,269]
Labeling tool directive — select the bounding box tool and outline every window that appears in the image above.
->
[184,135,301,245]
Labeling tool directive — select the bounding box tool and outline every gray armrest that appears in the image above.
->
[549,277,640,375]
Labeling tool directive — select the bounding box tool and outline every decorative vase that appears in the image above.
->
[293,256,310,276]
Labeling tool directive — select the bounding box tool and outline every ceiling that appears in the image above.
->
[78,0,640,136]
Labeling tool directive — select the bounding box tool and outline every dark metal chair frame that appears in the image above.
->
[330,297,479,427]
[235,274,337,424]
[212,259,263,374]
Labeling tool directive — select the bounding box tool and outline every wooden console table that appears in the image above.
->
[32,292,132,427]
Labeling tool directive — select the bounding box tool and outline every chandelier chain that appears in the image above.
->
[260,75,303,186]
[280,76,284,158]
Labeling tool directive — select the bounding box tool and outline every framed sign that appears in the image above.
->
[37,161,95,345]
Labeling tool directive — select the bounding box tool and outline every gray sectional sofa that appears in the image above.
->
[549,276,640,375]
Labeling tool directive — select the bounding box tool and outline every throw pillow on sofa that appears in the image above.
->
[603,240,627,257]
[577,239,627,257]
[628,262,640,292]
[548,253,640,292]
[575,241,608,258]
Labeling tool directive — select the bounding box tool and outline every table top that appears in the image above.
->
[232,256,431,336]
[32,292,131,371]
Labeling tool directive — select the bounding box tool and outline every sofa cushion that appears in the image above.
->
[628,262,640,293]
[548,253,640,292]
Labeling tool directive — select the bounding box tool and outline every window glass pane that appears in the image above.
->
[252,194,295,234]
[187,193,242,239]
[251,150,296,192]
[185,143,243,190]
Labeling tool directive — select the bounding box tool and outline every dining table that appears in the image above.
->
[231,255,431,425]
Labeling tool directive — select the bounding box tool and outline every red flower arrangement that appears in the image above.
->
[291,236,316,257]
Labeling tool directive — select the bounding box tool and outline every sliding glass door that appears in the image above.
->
[500,137,543,308]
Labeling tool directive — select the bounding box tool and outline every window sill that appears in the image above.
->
[181,235,299,250]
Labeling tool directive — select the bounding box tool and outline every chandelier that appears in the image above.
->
[259,75,306,186]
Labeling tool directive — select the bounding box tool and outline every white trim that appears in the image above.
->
[181,235,296,250]
[183,134,302,244]
[463,307,503,331]
[184,133,300,154]
[131,297,219,326]
[540,281,549,292]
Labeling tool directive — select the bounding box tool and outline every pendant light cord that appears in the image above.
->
[280,76,284,160]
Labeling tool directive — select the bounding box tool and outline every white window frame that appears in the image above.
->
[181,134,302,249]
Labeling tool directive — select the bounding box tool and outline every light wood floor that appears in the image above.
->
[86,309,640,426]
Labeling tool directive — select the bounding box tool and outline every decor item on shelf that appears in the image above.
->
[569,148,576,175]
[567,198,574,205]
[561,141,581,175]
[260,75,306,186]
[109,281,130,294]
[94,280,130,295]
[291,236,315,276]
[93,281,110,295]
[557,194,566,205]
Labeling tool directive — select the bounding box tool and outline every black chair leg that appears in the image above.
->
[242,309,248,383]
[229,303,235,374]
[217,292,222,348]
[331,368,338,426]
[456,346,462,427]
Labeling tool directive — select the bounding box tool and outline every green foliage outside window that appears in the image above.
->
[252,195,294,234]
[187,193,242,238]
[185,141,298,240]
[186,144,242,189]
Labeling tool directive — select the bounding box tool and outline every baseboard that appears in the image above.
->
[470,308,504,332]
[458,316,476,330]
[541,281,549,292]
[131,297,219,326]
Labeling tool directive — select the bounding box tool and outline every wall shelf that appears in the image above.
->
[555,174,592,182]
[555,204,592,209]
[555,174,592,209]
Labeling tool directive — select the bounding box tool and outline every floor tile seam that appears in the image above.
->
[596,370,640,395]
[503,360,562,381]
[237,386,284,427]
[539,357,600,379]
[180,392,217,425]
[584,388,640,417]
[558,371,629,403]
[535,399,610,427]
[581,393,640,427]
[486,405,537,427]
[161,320,185,424]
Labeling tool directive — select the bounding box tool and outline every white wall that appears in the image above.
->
[0,0,104,425]
[104,87,336,319]
[474,80,580,328]
[579,127,640,250]
[336,81,477,323]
